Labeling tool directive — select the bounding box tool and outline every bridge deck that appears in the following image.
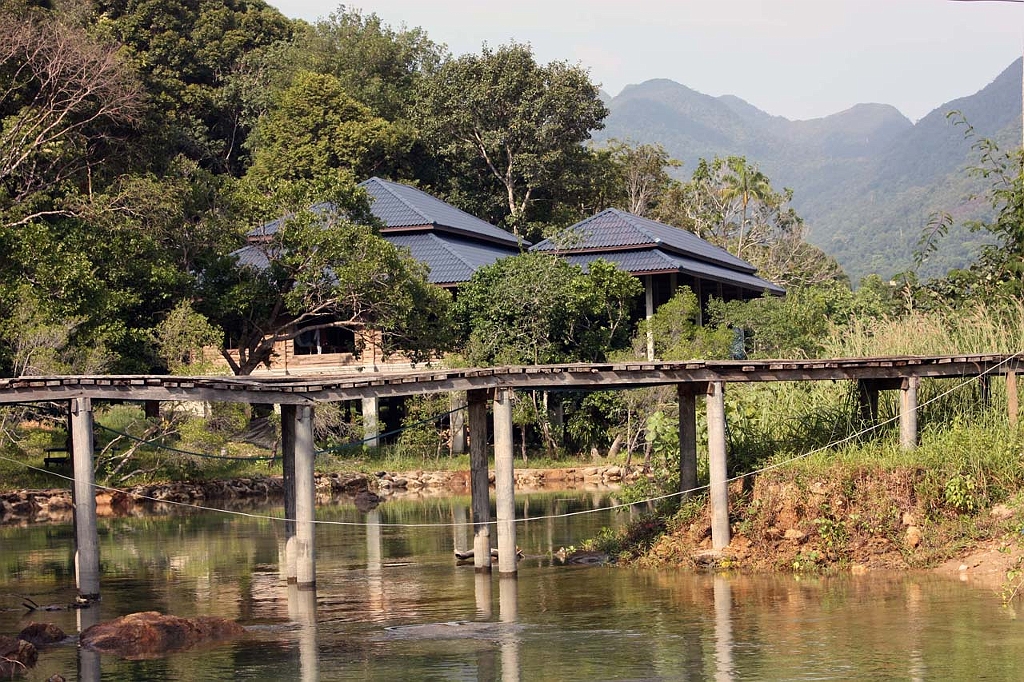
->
[0,353,1016,405]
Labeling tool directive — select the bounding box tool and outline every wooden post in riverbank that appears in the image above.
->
[71,397,100,600]
[493,388,517,575]
[678,384,699,497]
[361,397,379,448]
[468,389,491,571]
[294,405,316,588]
[1008,371,1019,427]
[900,377,919,451]
[451,392,467,454]
[706,382,730,550]
[857,379,880,428]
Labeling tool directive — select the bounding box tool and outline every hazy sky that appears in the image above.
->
[268,0,1024,122]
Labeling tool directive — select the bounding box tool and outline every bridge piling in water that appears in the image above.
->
[293,405,316,588]
[71,396,100,601]
[493,388,517,575]
[468,389,491,571]
[281,405,297,581]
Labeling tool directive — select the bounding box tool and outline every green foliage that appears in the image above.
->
[152,300,224,374]
[395,395,451,459]
[454,253,639,365]
[245,70,410,186]
[639,287,733,360]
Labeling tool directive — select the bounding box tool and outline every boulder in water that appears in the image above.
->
[80,611,245,659]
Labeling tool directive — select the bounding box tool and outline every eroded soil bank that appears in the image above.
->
[630,467,1024,593]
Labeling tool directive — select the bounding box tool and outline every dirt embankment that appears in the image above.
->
[633,467,1024,591]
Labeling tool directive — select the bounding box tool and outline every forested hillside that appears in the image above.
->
[598,60,1024,281]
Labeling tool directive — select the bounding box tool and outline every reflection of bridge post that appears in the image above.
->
[281,405,297,582]
[77,603,102,682]
[713,576,734,681]
[366,508,384,612]
[499,576,520,682]
[294,405,316,587]
[288,583,320,682]
[72,396,100,600]
[468,389,492,571]
[475,571,493,618]
[707,382,730,550]
[493,388,517,575]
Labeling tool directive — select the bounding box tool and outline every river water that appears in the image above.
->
[1,489,1022,681]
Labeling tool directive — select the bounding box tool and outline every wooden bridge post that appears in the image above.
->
[361,397,380,448]
[900,377,919,450]
[280,405,297,582]
[468,389,491,571]
[493,388,517,575]
[1008,370,1019,427]
[450,392,467,454]
[857,379,880,427]
[707,382,730,550]
[678,384,699,497]
[294,405,316,588]
[71,396,100,600]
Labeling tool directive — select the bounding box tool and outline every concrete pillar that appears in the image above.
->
[493,388,517,575]
[468,389,491,571]
[900,376,919,451]
[678,384,698,497]
[452,503,470,556]
[362,396,379,448]
[450,392,467,454]
[294,405,316,588]
[71,397,99,600]
[706,382,730,550]
[645,275,655,361]
[281,405,297,582]
[1009,370,1019,427]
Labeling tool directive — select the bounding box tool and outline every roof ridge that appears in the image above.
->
[365,177,434,227]
[610,208,662,246]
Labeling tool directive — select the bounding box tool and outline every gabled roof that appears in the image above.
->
[531,208,754,273]
[385,233,518,286]
[563,251,785,296]
[359,177,525,248]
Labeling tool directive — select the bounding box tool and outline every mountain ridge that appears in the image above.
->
[595,59,1024,282]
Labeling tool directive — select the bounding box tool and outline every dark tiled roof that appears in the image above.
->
[385,233,519,285]
[359,177,524,247]
[564,249,785,296]
[531,208,754,273]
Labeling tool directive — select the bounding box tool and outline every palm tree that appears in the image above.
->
[720,156,772,259]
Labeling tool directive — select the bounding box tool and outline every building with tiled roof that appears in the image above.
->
[358,177,525,286]
[530,208,784,358]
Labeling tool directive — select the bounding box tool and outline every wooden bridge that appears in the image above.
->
[2,353,1018,600]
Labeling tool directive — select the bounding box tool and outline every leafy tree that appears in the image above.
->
[454,253,640,366]
[296,6,444,122]
[201,176,453,375]
[152,300,223,374]
[637,288,732,361]
[91,0,294,174]
[415,42,607,239]
[244,70,409,187]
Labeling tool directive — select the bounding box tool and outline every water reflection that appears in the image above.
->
[77,603,102,682]
[499,576,520,682]
[288,584,319,682]
[3,491,1024,681]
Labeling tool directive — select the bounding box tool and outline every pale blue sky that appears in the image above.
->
[268,0,1024,122]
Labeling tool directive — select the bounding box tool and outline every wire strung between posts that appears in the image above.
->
[315,404,467,454]
[94,424,280,462]
[0,353,1020,528]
